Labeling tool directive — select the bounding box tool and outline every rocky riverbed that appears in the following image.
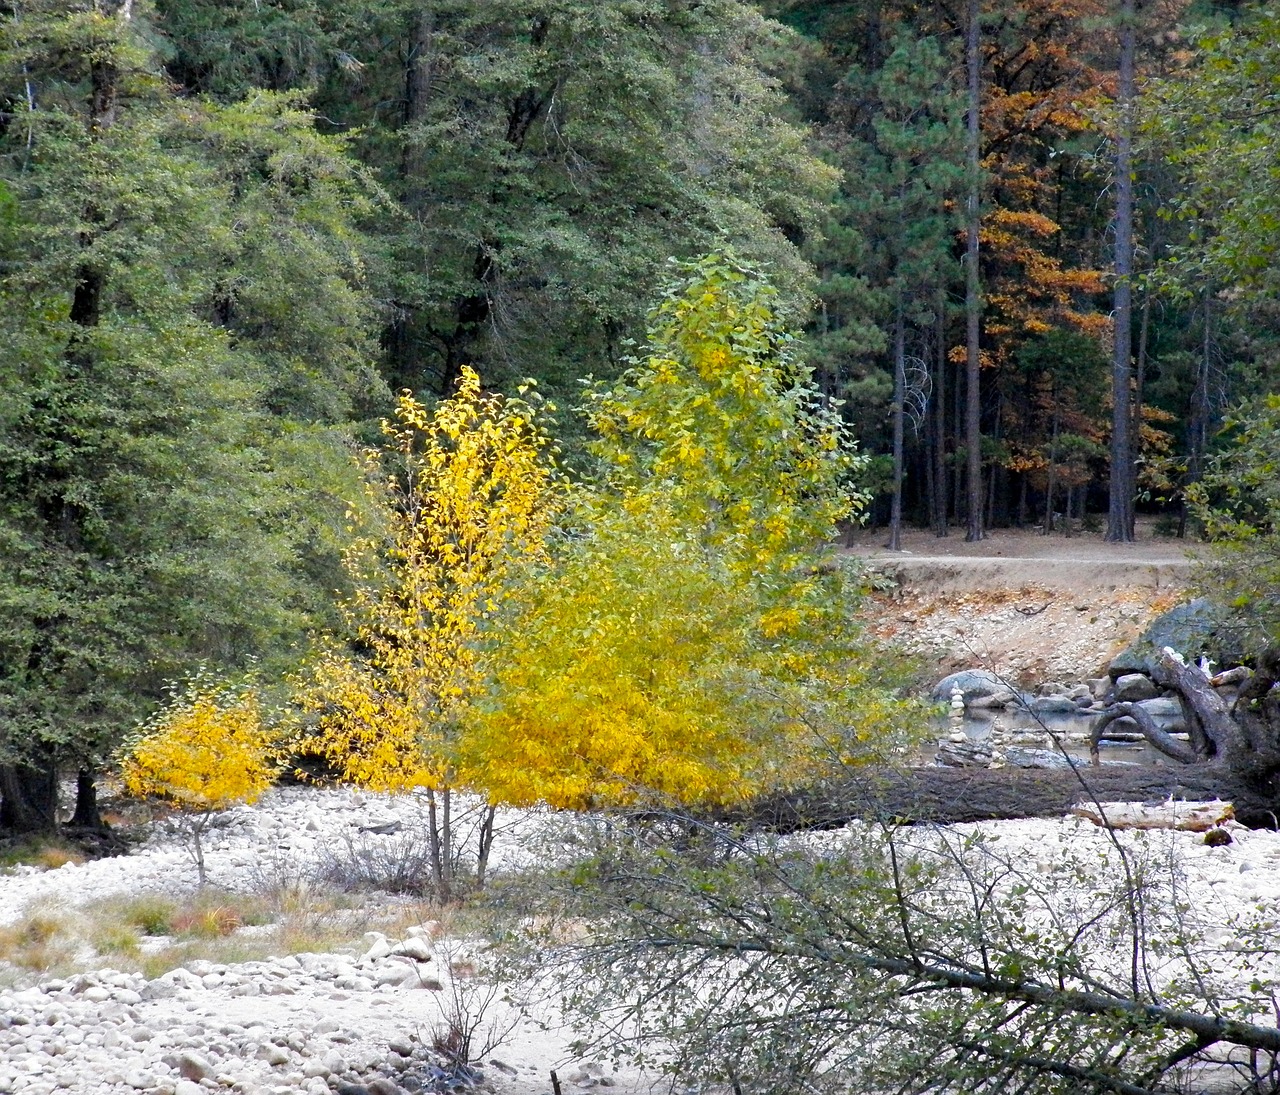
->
[4,789,1280,1095]
[4,783,1280,1095]
[0,788,631,1095]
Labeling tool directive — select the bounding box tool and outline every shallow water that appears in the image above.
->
[925,706,1170,767]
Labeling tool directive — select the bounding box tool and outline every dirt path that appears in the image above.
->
[848,521,1201,686]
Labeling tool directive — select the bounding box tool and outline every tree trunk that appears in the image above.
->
[730,763,1245,833]
[69,768,105,830]
[1106,0,1136,543]
[475,804,498,889]
[427,788,446,898]
[0,760,59,834]
[888,301,906,551]
[932,290,949,537]
[1043,408,1059,534]
[1179,290,1213,539]
[964,0,983,543]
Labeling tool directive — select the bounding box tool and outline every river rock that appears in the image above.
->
[391,938,433,963]
[1109,598,1243,677]
[1114,673,1158,702]
[1030,695,1078,715]
[1138,695,1186,730]
[930,669,1012,703]
[935,740,994,768]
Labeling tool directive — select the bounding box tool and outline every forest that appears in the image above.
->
[2,0,1280,831]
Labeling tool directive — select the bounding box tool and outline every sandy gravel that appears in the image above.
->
[848,522,1200,685]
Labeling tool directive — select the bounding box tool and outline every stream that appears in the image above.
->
[927,707,1172,767]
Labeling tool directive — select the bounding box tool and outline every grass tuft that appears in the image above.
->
[0,837,86,873]
[0,908,76,975]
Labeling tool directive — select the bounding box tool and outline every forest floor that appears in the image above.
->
[846,517,1201,686]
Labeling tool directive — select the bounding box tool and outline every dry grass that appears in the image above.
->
[0,836,86,873]
[0,908,78,979]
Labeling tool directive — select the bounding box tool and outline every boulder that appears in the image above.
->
[930,669,1012,703]
[1109,598,1243,677]
[1114,673,1158,702]
[935,741,993,768]
[1137,695,1186,731]
[1030,695,1079,715]
[967,690,1020,710]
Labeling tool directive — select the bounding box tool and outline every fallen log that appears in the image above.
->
[733,762,1264,832]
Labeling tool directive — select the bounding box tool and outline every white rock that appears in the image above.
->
[362,934,393,962]
[391,937,434,963]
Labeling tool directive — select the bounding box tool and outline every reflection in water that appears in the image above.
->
[925,707,1169,767]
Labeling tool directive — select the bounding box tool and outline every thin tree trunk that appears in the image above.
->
[933,290,949,536]
[888,301,906,551]
[986,390,1001,529]
[1043,409,1059,534]
[1106,0,1137,543]
[953,333,964,522]
[964,0,984,543]
[427,789,446,898]
[190,812,210,886]
[1131,282,1153,472]
[1179,291,1212,539]
[441,786,454,897]
[475,804,498,889]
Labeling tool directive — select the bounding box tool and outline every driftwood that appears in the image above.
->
[733,763,1256,832]
[1081,646,1280,822]
[726,645,1280,836]
[1090,702,1197,764]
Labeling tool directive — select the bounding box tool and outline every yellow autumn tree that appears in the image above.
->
[296,368,559,896]
[120,673,278,884]
[461,255,920,810]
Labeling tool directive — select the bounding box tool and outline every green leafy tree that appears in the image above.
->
[1151,10,1280,311]
[0,0,382,832]
[1188,395,1280,654]
[153,0,837,406]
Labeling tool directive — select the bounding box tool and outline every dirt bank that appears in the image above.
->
[849,521,1200,686]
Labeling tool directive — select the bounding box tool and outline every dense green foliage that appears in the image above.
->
[0,1,380,822]
[1188,394,1280,651]
[2,0,1280,826]
[153,0,836,403]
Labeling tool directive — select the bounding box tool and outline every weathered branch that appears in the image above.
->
[1090,702,1198,765]
[1150,647,1242,757]
[645,933,1280,1055]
